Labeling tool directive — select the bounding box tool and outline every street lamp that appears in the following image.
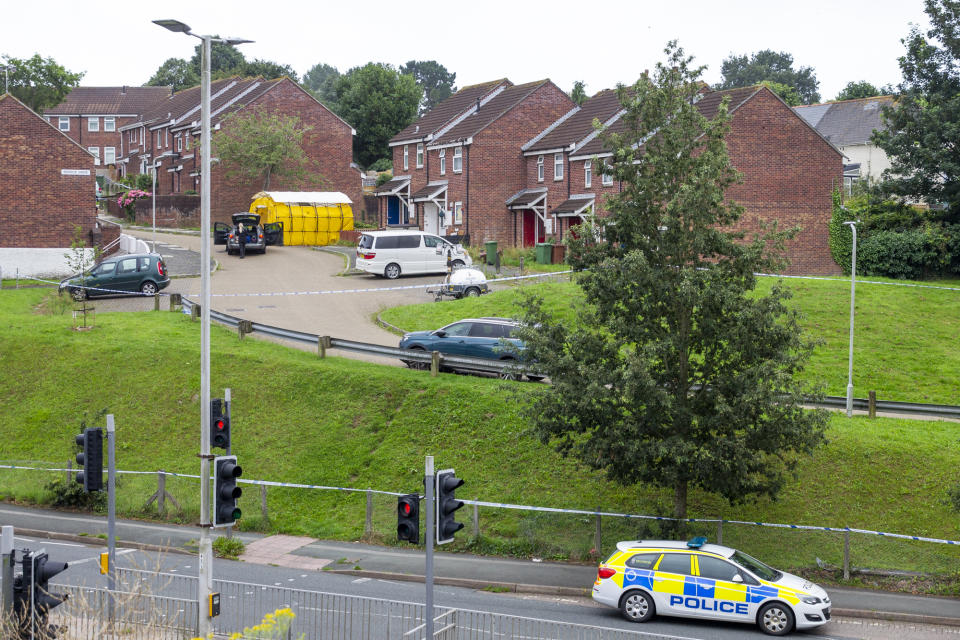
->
[843,220,858,418]
[149,157,162,253]
[153,19,252,638]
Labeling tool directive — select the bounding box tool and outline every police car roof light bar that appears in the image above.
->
[687,536,708,549]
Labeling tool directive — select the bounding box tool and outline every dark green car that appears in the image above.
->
[59,253,171,300]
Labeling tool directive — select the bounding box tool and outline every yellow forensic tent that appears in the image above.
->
[249,191,354,246]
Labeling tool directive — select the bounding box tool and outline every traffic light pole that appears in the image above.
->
[424,455,434,640]
[106,414,116,621]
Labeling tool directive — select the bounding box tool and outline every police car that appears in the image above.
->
[592,538,830,636]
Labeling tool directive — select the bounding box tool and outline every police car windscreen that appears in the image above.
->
[730,550,780,581]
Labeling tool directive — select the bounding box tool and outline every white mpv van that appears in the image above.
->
[355,230,472,279]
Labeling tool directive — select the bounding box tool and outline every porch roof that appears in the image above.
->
[505,187,547,210]
[411,181,448,202]
[374,176,411,195]
[552,194,595,217]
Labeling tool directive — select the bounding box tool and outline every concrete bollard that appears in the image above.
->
[318,335,331,358]
[154,294,161,311]
[238,320,253,340]
[431,351,440,377]
[169,293,182,311]
[191,303,200,321]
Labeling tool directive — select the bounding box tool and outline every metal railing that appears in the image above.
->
[49,583,197,640]
[106,569,672,640]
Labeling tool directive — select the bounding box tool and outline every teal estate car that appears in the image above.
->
[59,253,170,300]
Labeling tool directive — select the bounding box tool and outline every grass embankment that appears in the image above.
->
[381,276,960,404]
[0,288,958,591]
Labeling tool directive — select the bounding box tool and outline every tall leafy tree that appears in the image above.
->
[302,63,340,107]
[517,42,828,523]
[400,60,456,113]
[874,0,960,218]
[570,80,588,106]
[146,58,198,91]
[717,49,820,104]
[213,108,313,190]
[243,59,299,82]
[835,80,884,101]
[188,40,246,79]
[2,54,84,112]
[331,63,421,168]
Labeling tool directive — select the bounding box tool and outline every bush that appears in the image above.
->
[212,535,245,559]
[368,157,393,172]
[45,477,106,511]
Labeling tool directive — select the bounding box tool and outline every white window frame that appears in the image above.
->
[454,202,463,225]
[584,160,592,188]
[157,131,162,147]
[453,147,462,173]
[416,143,424,168]
[601,164,613,186]
[58,116,70,132]
[176,135,182,152]
[439,149,446,175]
[554,153,563,181]
[88,147,100,165]
[536,155,544,182]
[403,145,409,171]
[104,147,116,164]
[87,117,99,132]
[104,117,116,132]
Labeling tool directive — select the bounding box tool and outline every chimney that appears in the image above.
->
[121,85,127,94]
[476,97,480,112]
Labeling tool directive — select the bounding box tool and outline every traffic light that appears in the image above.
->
[213,455,242,527]
[397,494,420,543]
[436,469,464,545]
[74,427,103,492]
[14,550,69,636]
[210,398,230,450]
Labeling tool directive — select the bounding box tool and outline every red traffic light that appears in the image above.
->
[215,420,225,430]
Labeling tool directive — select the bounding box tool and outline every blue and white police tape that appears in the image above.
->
[3,463,957,545]
[22,276,163,297]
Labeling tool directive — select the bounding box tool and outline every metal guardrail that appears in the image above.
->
[183,296,960,416]
[109,569,671,640]
[50,583,197,640]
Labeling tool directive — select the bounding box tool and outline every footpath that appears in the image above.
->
[2,503,958,627]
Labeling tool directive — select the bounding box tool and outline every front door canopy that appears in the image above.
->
[552,194,595,218]
[506,188,548,222]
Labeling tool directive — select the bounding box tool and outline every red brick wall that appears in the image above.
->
[460,82,575,246]
[147,79,361,225]
[0,96,98,248]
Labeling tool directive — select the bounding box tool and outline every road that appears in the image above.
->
[17,532,955,640]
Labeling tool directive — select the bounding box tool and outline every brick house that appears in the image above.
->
[43,86,170,179]
[376,79,575,245]
[0,93,116,277]
[118,76,362,224]
[519,85,844,275]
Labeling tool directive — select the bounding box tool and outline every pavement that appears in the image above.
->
[2,503,958,628]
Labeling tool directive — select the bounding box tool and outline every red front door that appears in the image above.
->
[522,211,544,247]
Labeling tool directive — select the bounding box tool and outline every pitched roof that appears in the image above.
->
[132,77,284,131]
[571,85,760,158]
[431,80,554,147]
[1,93,93,156]
[794,96,894,146]
[44,86,170,116]
[524,89,624,153]
[390,79,511,145]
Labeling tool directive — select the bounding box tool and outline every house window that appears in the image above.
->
[403,145,409,171]
[104,147,116,164]
[554,153,563,181]
[88,117,99,132]
[454,202,463,225]
[88,147,100,165]
[186,135,190,150]
[537,155,544,182]
[584,160,592,188]
[176,135,182,152]
[165,129,168,147]
[58,116,70,132]
[439,149,446,175]
[157,131,162,147]
[104,117,116,132]
[601,163,613,186]
[453,147,462,173]
[416,143,424,168]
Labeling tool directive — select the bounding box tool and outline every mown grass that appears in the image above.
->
[381,275,960,404]
[0,288,958,588]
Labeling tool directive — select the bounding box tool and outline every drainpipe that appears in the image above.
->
[464,144,470,244]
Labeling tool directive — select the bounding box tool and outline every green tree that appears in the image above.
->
[331,63,421,168]
[874,0,960,219]
[2,54,84,112]
[835,80,883,101]
[243,59,298,82]
[717,49,820,104]
[517,42,828,523]
[570,80,587,106]
[400,60,456,113]
[188,40,246,80]
[146,57,198,91]
[759,80,801,106]
[213,107,313,190]
[302,63,340,106]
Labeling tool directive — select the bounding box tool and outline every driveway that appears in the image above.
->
[123,229,451,364]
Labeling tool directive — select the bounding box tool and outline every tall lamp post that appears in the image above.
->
[150,157,162,253]
[843,220,858,417]
[153,19,252,638]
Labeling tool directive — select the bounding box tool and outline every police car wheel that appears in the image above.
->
[758,602,794,636]
[619,590,655,623]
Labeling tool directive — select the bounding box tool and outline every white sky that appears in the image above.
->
[4,0,932,102]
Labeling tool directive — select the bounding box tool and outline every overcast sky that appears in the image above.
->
[4,0,933,102]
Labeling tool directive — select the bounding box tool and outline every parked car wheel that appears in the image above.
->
[526,375,545,382]
[758,602,794,636]
[140,281,158,296]
[464,287,481,298]
[403,346,429,370]
[384,263,402,279]
[498,357,518,380]
[619,590,655,623]
[70,287,87,302]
